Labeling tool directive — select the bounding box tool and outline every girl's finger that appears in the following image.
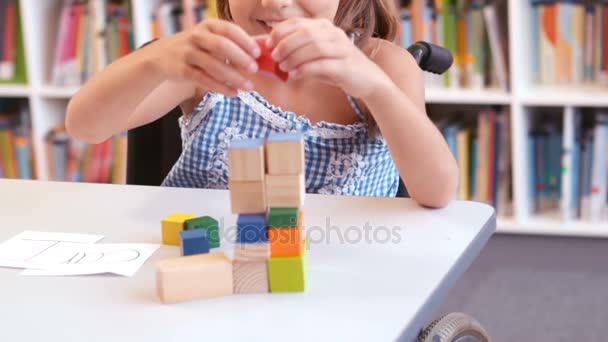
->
[185,65,239,97]
[190,30,258,74]
[278,40,343,72]
[205,19,261,58]
[267,18,307,48]
[271,27,322,63]
[184,49,254,91]
[290,59,341,82]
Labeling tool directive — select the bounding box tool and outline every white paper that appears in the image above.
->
[0,231,104,269]
[20,243,160,277]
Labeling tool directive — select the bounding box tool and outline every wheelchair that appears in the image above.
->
[125,41,491,342]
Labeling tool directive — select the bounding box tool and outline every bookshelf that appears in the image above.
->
[0,0,607,237]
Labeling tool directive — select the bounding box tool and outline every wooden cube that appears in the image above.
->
[237,214,268,243]
[268,256,306,292]
[180,229,210,256]
[266,132,305,175]
[234,243,270,262]
[268,211,303,257]
[268,207,299,228]
[156,252,233,304]
[269,227,302,257]
[233,261,269,294]
[266,174,305,208]
[185,216,220,248]
[229,181,266,214]
[161,213,196,246]
[228,138,265,182]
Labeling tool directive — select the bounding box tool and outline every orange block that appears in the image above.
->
[268,212,303,257]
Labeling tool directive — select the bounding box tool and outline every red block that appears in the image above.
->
[256,37,288,82]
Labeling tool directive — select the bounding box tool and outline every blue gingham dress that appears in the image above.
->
[162,91,400,197]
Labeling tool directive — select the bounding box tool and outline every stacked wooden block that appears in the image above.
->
[155,132,307,304]
[157,213,233,304]
[230,132,307,293]
[265,133,306,292]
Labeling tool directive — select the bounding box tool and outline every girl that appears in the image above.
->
[66,0,458,208]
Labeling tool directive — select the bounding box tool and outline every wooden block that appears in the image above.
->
[161,213,196,246]
[156,252,233,304]
[268,256,305,292]
[266,132,305,175]
[237,214,268,243]
[269,227,302,257]
[180,229,210,256]
[268,211,303,257]
[268,207,299,228]
[233,261,269,294]
[266,174,305,208]
[234,243,270,261]
[228,138,265,182]
[185,216,220,248]
[229,180,266,214]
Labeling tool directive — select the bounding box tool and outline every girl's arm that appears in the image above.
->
[361,41,459,208]
[66,19,261,144]
[268,19,458,207]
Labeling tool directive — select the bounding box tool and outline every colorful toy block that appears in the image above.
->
[268,255,306,292]
[228,138,265,182]
[265,132,304,175]
[237,214,268,243]
[233,261,269,294]
[234,243,270,262]
[256,37,289,82]
[229,180,266,214]
[266,174,305,207]
[185,216,220,248]
[161,213,196,246]
[268,211,303,257]
[269,227,302,257]
[268,207,299,228]
[180,229,210,256]
[156,252,233,304]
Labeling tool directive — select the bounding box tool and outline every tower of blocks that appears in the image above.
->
[156,132,307,304]
[231,132,307,294]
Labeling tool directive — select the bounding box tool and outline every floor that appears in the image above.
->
[438,234,608,342]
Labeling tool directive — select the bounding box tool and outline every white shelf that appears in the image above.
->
[520,85,608,107]
[0,84,31,97]
[497,214,608,238]
[425,87,512,104]
[40,85,79,99]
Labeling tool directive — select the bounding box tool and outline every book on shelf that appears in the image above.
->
[0,99,35,180]
[0,0,27,84]
[397,0,509,91]
[531,0,608,88]
[435,106,512,216]
[45,126,127,184]
[52,0,135,87]
[151,0,214,39]
[531,108,608,222]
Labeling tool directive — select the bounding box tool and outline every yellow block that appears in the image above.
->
[161,213,196,246]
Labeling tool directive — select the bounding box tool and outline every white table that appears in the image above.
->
[0,179,495,342]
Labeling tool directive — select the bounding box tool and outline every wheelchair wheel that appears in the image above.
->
[418,312,491,342]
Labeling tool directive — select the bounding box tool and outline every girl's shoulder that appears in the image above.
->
[362,38,421,78]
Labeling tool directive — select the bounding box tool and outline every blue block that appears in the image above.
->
[237,214,268,243]
[267,132,303,143]
[229,138,264,149]
[180,229,210,256]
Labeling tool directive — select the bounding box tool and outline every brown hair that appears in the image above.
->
[215,0,399,47]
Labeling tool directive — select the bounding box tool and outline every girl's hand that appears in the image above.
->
[268,18,390,98]
[152,19,261,97]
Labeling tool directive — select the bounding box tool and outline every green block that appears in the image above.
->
[268,256,305,292]
[268,208,299,228]
[185,216,220,248]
